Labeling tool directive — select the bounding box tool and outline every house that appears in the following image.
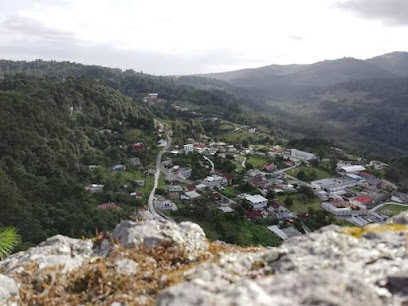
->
[168,185,184,193]
[290,149,317,161]
[339,165,366,174]
[202,175,227,187]
[144,169,156,176]
[350,195,373,210]
[154,200,178,212]
[134,180,145,187]
[208,191,222,200]
[132,143,145,151]
[216,171,233,185]
[322,202,352,216]
[144,93,166,104]
[169,193,180,200]
[113,165,126,171]
[186,184,196,191]
[263,163,276,172]
[196,184,207,191]
[311,178,357,193]
[245,194,268,210]
[185,191,201,199]
[87,165,99,170]
[179,167,192,178]
[284,160,295,167]
[184,144,194,154]
[129,157,142,167]
[86,184,104,193]
[368,160,388,170]
[98,202,121,211]
[218,207,234,213]
[130,192,143,199]
[245,210,263,219]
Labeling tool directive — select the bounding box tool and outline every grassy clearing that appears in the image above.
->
[379,204,408,216]
[276,193,322,213]
[219,186,241,198]
[286,165,334,182]
[247,155,270,169]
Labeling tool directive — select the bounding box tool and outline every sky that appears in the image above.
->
[0,0,407,75]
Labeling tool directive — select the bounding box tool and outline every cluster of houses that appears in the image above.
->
[143,93,166,104]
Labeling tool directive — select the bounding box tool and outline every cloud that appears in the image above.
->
[0,14,244,74]
[289,35,303,41]
[336,0,408,26]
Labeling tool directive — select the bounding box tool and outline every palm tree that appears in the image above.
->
[0,227,21,260]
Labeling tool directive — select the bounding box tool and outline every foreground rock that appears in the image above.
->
[158,215,408,306]
[111,220,209,261]
[0,214,407,305]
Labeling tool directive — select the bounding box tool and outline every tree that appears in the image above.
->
[242,139,249,148]
[266,189,276,200]
[284,197,293,207]
[298,185,315,199]
[0,227,20,259]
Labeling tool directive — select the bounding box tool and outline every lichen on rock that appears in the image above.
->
[0,212,407,305]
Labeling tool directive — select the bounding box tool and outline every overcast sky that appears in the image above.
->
[0,0,407,75]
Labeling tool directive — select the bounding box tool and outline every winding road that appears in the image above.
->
[148,129,174,222]
[203,155,215,173]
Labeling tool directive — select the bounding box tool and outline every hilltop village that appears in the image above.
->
[83,93,408,245]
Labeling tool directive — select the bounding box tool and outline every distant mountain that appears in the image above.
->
[198,56,399,100]
[367,52,408,77]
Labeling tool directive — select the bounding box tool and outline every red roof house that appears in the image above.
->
[132,143,145,151]
[263,163,276,172]
[98,202,121,211]
[350,195,373,209]
[245,210,263,219]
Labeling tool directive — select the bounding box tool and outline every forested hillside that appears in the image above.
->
[0,75,154,248]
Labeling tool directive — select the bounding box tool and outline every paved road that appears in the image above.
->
[242,157,247,169]
[203,155,215,173]
[148,130,174,222]
[369,202,408,213]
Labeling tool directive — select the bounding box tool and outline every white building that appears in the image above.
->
[185,191,201,199]
[154,200,178,212]
[202,175,227,187]
[85,184,104,193]
[339,165,366,173]
[184,144,194,154]
[245,194,268,209]
[322,202,352,216]
[168,185,184,192]
[179,167,192,178]
[311,178,357,193]
[290,149,317,161]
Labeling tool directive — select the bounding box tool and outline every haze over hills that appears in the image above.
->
[198,52,408,98]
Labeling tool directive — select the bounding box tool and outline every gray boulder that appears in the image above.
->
[159,219,408,305]
[0,274,19,305]
[112,220,208,261]
[0,234,93,273]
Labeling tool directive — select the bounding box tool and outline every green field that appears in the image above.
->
[247,155,270,169]
[286,165,334,182]
[378,204,408,216]
[276,193,322,213]
[219,185,241,198]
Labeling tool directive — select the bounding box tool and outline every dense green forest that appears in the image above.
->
[0,75,154,248]
[1,60,408,249]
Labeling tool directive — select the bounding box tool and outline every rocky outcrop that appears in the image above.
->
[111,220,209,261]
[158,219,408,306]
[0,214,407,305]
